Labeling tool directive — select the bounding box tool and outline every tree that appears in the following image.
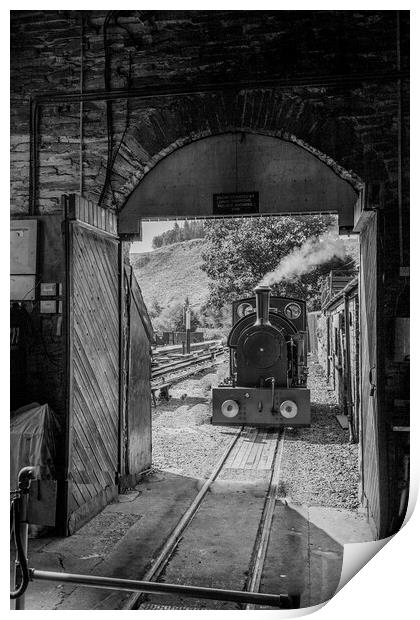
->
[201,215,357,311]
[198,302,231,329]
[152,220,206,249]
[148,298,163,320]
[154,300,200,332]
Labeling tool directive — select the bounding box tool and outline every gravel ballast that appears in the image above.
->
[152,362,235,479]
[280,357,359,510]
[151,355,360,511]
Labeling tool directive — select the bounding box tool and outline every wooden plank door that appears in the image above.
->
[359,212,381,536]
[126,268,152,475]
[65,220,120,534]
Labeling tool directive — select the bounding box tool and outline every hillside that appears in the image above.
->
[130,235,360,320]
[130,239,210,313]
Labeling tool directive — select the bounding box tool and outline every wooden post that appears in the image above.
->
[63,202,75,536]
[185,306,191,354]
[118,241,126,489]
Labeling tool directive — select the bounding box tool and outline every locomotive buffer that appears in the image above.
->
[212,286,311,427]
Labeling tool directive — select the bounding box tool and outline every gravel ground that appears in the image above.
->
[280,356,360,510]
[152,360,235,478]
[151,354,360,511]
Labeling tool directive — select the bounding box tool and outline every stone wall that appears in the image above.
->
[11,11,409,226]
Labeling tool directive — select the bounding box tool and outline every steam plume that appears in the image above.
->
[259,229,346,287]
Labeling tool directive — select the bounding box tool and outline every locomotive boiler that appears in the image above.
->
[212,286,310,427]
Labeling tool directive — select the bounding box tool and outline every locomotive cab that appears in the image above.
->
[212,286,311,427]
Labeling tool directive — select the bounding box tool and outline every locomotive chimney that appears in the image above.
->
[254,285,271,326]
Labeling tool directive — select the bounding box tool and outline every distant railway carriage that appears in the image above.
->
[212,286,311,427]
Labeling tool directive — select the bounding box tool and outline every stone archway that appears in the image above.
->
[90,88,388,217]
[118,130,360,235]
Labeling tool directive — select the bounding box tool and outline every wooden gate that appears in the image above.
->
[64,198,120,534]
[124,265,153,478]
[359,212,383,537]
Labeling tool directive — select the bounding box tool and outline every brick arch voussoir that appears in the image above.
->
[112,90,369,210]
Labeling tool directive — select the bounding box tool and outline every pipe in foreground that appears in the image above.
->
[30,569,294,608]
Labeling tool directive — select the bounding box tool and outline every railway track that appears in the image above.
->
[151,345,226,395]
[121,426,297,611]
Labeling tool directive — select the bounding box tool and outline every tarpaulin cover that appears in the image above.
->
[10,402,60,490]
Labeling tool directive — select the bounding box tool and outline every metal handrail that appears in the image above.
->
[11,467,36,609]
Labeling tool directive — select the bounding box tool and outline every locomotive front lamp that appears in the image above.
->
[221,400,240,418]
[279,400,298,419]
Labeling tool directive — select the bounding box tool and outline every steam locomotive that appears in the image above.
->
[212,286,310,427]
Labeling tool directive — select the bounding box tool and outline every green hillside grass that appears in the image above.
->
[130,238,210,312]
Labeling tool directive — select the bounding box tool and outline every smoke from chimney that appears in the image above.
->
[259,229,346,287]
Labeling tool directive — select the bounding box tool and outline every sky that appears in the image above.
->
[130,220,183,253]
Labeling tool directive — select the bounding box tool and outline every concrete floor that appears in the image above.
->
[11,469,373,610]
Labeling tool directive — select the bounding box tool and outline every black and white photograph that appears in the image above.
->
[9,7,411,614]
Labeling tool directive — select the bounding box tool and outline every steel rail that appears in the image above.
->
[152,362,222,389]
[153,339,222,355]
[153,351,198,363]
[29,568,289,607]
[151,360,225,398]
[152,338,222,355]
[153,346,224,364]
[152,342,224,368]
[122,425,243,609]
[152,348,224,379]
[245,428,287,610]
[152,352,216,375]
